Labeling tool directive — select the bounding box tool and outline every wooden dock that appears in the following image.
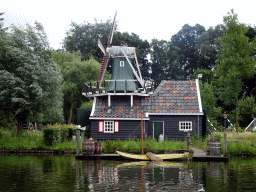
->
[191,147,229,162]
[75,147,229,162]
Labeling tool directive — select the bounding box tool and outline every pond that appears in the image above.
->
[0,154,256,191]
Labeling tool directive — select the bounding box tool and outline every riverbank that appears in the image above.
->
[1,129,256,157]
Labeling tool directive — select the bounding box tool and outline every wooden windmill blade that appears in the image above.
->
[97,12,117,87]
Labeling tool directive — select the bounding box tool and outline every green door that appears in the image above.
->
[153,122,164,140]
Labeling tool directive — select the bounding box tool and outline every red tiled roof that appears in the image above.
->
[91,80,201,118]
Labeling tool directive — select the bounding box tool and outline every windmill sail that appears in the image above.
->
[97,12,117,86]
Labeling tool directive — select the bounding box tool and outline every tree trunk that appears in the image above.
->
[68,103,73,124]
[16,112,27,133]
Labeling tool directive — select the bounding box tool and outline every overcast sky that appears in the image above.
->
[1,0,256,50]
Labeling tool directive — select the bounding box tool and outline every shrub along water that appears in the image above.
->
[43,124,76,146]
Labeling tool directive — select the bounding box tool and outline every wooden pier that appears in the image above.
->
[191,147,229,162]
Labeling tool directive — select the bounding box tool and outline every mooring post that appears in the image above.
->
[141,112,144,155]
[186,132,190,150]
[76,129,80,156]
[224,114,227,156]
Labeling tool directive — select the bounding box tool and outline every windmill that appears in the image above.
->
[97,12,144,92]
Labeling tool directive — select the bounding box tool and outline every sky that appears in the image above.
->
[1,0,256,50]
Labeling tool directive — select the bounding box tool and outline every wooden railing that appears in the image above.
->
[82,80,154,95]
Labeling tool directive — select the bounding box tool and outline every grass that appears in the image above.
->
[101,138,187,154]
[1,128,256,156]
[191,131,256,156]
[0,129,77,151]
[0,129,187,153]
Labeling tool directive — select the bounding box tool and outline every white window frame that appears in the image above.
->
[179,121,192,131]
[104,121,114,133]
[120,61,124,67]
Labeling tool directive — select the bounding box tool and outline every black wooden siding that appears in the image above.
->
[91,115,202,140]
[148,115,203,140]
[91,120,149,140]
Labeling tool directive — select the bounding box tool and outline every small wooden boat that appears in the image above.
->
[116,151,188,161]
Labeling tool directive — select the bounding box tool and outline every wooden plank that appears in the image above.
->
[146,152,163,162]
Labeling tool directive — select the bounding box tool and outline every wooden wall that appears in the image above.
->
[91,115,203,140]
[148,115,203,140]
[91,120,148,140]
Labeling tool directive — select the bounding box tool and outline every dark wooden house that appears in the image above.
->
[86,79,204,140]
[82,13,204,140]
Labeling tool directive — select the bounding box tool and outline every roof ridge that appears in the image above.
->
[153,80,166,95]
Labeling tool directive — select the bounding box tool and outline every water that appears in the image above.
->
[0,154,256,191]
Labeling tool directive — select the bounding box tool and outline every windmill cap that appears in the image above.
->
[110,46,136,58]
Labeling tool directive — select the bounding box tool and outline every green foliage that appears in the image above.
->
[63,20,150,78]
[0,111,17,130]
[214,133,222,142]
[199,81,222,119]
[0,23,63,124]
[43,124,76,146]
[52,51,104,123]
[0,129,44,150]
[216,11,256,104]
[195,25,224,70]
[80,100,93,110]
[64,20,113,62]
[227,140,256,156]
[150,39,182,83]
[237,96,256,128]
[171,23,206,77]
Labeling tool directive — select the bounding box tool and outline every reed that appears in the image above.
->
[101,138,187,154]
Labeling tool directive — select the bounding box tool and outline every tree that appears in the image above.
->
[0,23,63,125]
[63,20,150,78]
[150,39,182,84]
[171,24,206,78]
[195,25,224,70]
[52,51,107,124]
[237,96,256,128]
[215,10,256,131]
[199,81,222,119]
[63,20,112,62]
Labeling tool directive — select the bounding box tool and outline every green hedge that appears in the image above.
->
[43,124,76,146]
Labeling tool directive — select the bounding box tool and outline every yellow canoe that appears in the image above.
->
[116,151,188,161]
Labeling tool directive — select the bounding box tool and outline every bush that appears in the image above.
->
[214,133,222,142]
[43,124,76,146]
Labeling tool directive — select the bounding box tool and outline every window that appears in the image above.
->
[98,121,119,133]
[179,121,192,131]
[104,121,114,133]
[120,61,124,67]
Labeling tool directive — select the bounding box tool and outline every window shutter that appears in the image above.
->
[98,121,104,132]
[114,121,119,133]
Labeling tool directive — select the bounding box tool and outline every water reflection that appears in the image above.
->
[76,160,205,191]
[1,155,256,191]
